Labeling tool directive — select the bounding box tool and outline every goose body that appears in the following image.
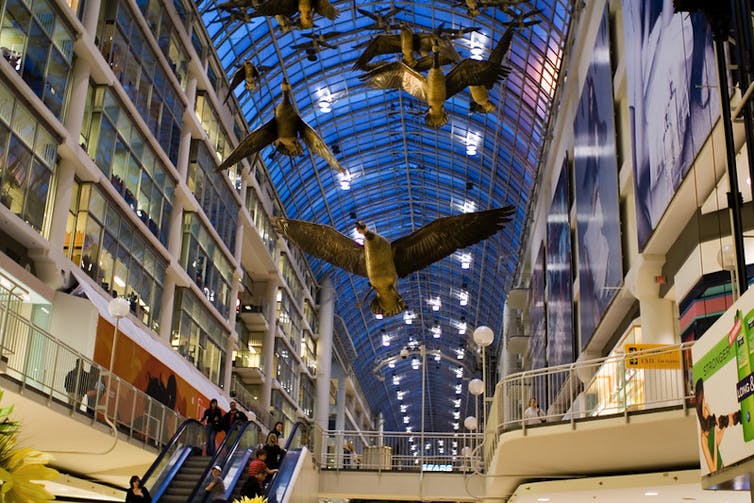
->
[218,81,344,172]
[359,46,507,128]
[248,0,338,30]
[274,207,515,317]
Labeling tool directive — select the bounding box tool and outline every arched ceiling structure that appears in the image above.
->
[199,0,574,433]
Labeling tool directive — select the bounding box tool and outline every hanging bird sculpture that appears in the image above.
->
[353,24,460,71]
[359,44,509,127]
[293,31,344,61]
[467,10,540,113]
[356,6,404,32]
[274,207,515,317]
[247,0,339,30]
[218,80,344,173]
[224,60,271,104]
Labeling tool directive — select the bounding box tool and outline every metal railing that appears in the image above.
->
[493,342,694,434]
[314,428,483,473]
[0,296,186,448]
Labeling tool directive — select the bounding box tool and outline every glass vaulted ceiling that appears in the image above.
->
[200,0,573,431]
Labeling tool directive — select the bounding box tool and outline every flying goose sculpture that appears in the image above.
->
[357,6,404,33]
[275,207,515,317]
[217,80,344,173]
[352,24,460,71]
[224,60,270,104]
[467,10,540,113]
[246,0,339,29]
[359,45,509,127]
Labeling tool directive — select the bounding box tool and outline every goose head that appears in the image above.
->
[281,80,293,102]
[355,220,374,240]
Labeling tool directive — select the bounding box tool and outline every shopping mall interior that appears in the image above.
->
[1,0,753,500]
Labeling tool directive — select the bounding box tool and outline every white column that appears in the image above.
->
[315,277,335,429]
[625,254,679,405]
[334,365,346,467]
[261,279,278,413]
[80,0,102,36]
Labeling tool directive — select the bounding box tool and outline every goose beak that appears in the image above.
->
[355,221,367,235]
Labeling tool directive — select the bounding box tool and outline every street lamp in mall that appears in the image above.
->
[106,297,129,411]
[472,326,494,430]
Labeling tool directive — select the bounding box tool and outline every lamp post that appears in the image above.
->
[472,326,494,430]
[468,377,484,468]
[106,297,129,412]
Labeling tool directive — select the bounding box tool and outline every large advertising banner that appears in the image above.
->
[546,159,574,368]
[93,319,210,421]
[622,0,719,250]
[573,6,622,350]
[692,287,754,477]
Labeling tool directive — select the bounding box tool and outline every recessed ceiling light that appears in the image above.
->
[644,492,659,497]
[536,498,550,502]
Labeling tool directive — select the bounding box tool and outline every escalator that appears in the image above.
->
[226,422,305,503]
[141,418,261,502]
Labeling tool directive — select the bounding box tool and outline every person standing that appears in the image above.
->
[125,475,151,502]
[240,470,267,498]
[200,399,223,456]
[262,432,286,472]
[523,397,546,425]
[221,401,247,432]
[64,359,87,409]
[85,366,104,417]
[204,465,226,502]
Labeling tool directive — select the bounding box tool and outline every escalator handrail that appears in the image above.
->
[264,448,301,503]
[189,419,261,503]
[141,418,204,486]
[283,422,303,451]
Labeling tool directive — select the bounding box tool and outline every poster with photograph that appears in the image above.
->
[574,6,623,350]
[528,243,547,408]
[546,159,574,368]
[622,0,719,249]
[692,286,754,478]
[529,243,547,370]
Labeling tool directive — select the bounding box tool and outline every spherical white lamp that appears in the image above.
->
[473,326,494,347]
[461,446,473,458]
[468,378,484,396]
[464,415,478,431]
[108,296,130,318]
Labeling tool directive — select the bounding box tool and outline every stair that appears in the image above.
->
[229,470,250,502]
[160,454,211,503]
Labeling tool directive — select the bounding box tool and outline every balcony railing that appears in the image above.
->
[313,427,483,473]
[0,298,186,448]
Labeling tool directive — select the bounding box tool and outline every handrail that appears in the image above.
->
[192,419,261,503]
[492,341,695,441]
[141,419,204,486]
[284,421,302,450]
[0,304,186,452]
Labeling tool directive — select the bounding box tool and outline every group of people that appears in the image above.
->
[125,417,288,503]
[199,399,250,456]
[64,358,105,417]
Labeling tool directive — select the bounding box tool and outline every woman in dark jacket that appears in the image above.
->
[125,475,151,502]
[262,432,286,471]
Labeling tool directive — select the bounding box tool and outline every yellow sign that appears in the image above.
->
[624,344,682,369]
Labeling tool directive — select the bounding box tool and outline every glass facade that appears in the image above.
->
[171,287,227,386]
[133,0,189,90]
[274,338,297,397]
[83,85,176,246]
[188,139,239,253]
[194,92,242,190]
[96,0,184,165]
[245,183,276,257]
[0,78,57,233]
[180,212,233,317]
[64,182,167,329]
[0,0,74,119]
[276,287,301,347]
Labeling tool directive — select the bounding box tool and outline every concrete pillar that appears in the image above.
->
[158,272,176,342]
[315,277,335,429]
[80,0,102,37]
[335,365,346,467]
[261,279,278,412]
[625,254,676,345]
[625,254,679,404]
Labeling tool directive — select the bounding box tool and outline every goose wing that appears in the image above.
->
[314,0,339,20]
[250,0,298,17]
[224,66,245,104]
[298,118,345,173]
[217,118,277,170]
[359,62,427,101]
[445,59,509,98]
[392,206,515,278]
[353,35,402,70]
[275,218,367,277]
